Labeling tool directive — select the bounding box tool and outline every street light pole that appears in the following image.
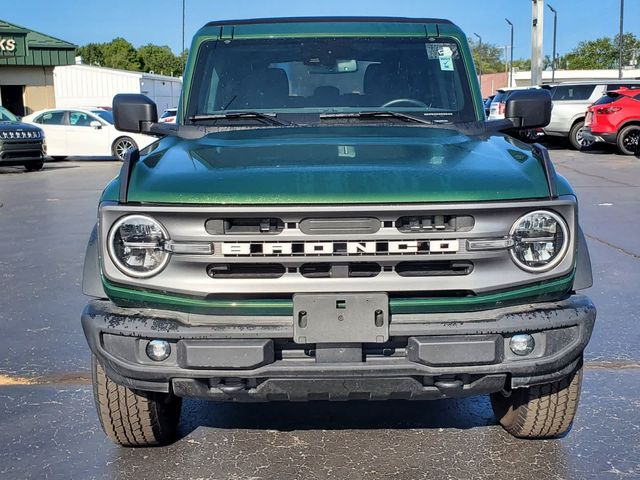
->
[619,0,624,79]
[182,0,186,54]
[474,33,483,92]
[505,19,514,87]
[548,4,557,83]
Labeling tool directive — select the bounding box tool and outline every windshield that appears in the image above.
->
[187,37,476,124]
[92,110,114,124]
[0,106,18,122]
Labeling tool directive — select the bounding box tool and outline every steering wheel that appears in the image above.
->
[381,98,429,108]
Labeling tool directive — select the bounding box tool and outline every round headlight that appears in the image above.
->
[108,215,170,278]
[510,210,569,272]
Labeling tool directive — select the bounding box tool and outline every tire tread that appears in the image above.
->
[492,363,583,439]
[92,356,180,447]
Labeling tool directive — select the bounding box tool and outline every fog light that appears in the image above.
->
[509,334,535,356]
[146,339,171,361]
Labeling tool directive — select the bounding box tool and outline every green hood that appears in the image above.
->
[107,126,554,205]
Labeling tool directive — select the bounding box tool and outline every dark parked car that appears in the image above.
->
[0,106,45,171]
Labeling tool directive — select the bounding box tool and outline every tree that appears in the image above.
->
[77,42,104,66]
[564,33,640,70]
[138,44,181,76]
[511,59,531,71]
[468,39,506,74]
[101,38,141,71]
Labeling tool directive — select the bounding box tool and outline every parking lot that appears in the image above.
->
[0,146,639,479]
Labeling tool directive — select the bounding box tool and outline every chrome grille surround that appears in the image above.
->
[99,197,577,296]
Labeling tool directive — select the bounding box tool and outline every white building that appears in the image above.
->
[514,68,640,87]
[53,64,182,114]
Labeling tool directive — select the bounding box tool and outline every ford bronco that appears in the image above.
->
[81,17,596,446]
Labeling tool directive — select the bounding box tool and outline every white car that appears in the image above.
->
[22,108,157,160]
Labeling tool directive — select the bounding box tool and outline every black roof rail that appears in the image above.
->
[204,16,453,28]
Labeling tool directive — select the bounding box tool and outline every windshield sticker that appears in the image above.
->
[439,55,454,71]
[426,43,458,71]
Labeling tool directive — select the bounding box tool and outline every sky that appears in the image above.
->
[4,0,639,61]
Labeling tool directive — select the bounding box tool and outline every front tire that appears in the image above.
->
[112,137,137,161]
[92,355,181,447]
[24,161,44,172]
[616,125,640,155]
[491,360,583,439]
[569,121,593,151]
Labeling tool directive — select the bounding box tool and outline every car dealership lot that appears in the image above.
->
[0,148,639,479]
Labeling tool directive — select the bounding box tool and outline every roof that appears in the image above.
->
[0,19,76,49]
[0,18,76,67]
[205,16,453,27]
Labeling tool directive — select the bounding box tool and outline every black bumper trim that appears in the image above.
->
[81,295,596,399]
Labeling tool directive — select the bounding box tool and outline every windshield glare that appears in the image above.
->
[187,37,476,124]
[0,106,18,122]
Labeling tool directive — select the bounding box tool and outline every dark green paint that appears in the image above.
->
[103,274,574,316]
[103,127,554,205]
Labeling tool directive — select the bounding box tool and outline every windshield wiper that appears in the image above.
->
[189,112,290,126]
[319,111,435,125]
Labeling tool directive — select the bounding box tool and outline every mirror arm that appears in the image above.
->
[531,143,558,199]
[118,148,140,204]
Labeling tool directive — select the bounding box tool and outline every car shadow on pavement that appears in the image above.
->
[178,395,497,437]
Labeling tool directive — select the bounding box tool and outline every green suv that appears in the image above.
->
[0,106,45,171]
[81,17,595,446]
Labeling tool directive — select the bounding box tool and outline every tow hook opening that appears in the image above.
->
[433,376,464,393]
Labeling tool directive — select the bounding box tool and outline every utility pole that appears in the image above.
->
[506,18,514,87]
[182,0,186,54]
[531,0,544,86]
[474,33,483,93]
[548,4,557,83]
[618,0,624,79]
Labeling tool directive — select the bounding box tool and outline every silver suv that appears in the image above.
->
[543,80,640,149]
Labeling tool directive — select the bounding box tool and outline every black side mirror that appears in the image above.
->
[113,94,158,133]
[504,89,552,129]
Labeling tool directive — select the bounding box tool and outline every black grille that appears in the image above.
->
[206,263,285,279]
[395,261,474,277]
[396,215,474,233]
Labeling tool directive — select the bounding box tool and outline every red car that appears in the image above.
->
[584,87,640,155]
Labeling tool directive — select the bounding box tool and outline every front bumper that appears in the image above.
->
[0,141,45,166]
[82,295,595,401]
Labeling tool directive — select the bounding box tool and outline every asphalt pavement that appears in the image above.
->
[0,146,639,480]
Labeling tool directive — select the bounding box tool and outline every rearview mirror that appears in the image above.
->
[89,120,102,129]
[504,89,552,129]
[113,94,158,133]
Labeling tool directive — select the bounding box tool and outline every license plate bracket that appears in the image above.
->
[293,293,389,344]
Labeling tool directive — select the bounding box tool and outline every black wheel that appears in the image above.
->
[616,125,640,156]
[24,161,44,172]
[569,121,594,150]
[491,360,583,439]
[112,137,137,161]
[92,355,181,447]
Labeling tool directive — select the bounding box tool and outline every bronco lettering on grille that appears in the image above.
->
[219,240,460,256]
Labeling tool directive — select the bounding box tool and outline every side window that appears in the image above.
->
[552,85,595,101]
[69,111,92,127]
[37,111,66,125]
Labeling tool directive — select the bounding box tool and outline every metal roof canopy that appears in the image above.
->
[0,19,76,67]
